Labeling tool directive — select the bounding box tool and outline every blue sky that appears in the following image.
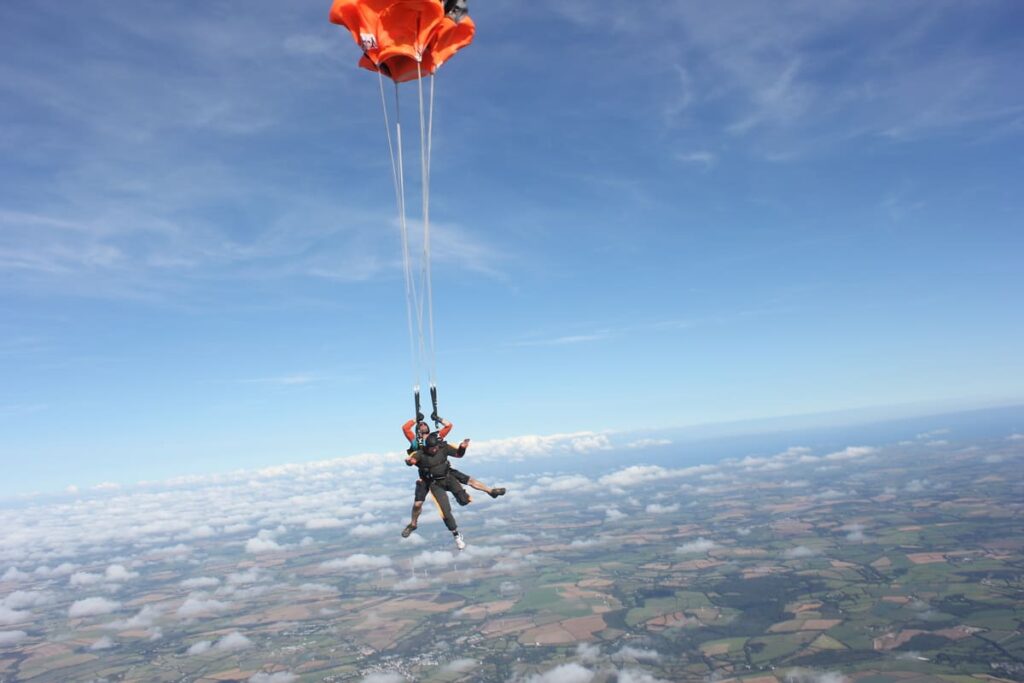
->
[2,1,1023,495]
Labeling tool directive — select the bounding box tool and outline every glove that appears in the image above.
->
[431,412,442,423]
[416,412,425,422]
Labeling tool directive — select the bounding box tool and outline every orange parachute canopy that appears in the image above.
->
[330,0,475,83]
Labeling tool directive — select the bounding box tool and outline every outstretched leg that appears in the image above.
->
[467,477,506,498]
[402,480,429,537]
[450,468,505,499]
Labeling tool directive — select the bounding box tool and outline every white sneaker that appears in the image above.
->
[453,532,466,550]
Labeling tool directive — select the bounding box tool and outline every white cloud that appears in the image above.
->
[625,438,672,449]
[105,564,139,581]
[2,567,29,582]
[605,508,625,522]
[1,591,54,610]
[400,534,425,546]
[249,673,298,683]
[470,431,613,462]
[676,537,716,554]
[227,568,264,585]
[617,671,670,683]
[181,577,220,589]
[187,640,212,655]
[441,658,478,674]
[149,544,193,559]
[245,535,283,553]
[0,607,29,625]
[305,517,346,529]
[599,465,667,487]
[360,674,406,683]
[215,631,253,651]
[391,576,434,591]
[535,475,595,493]
[599,464,715,488]
[219,584,269,600]
[784,545,819,559]
[645,503,679,514]
[492,553,539,573]
[350,523,391,538]
[784,667,849,683]
[497,533,531,543]
[321,554,392,571]
[0,631,28,646]
[69,571,104,587]
[522,663,594,683]
[180,525,216,539]
[105,605,162,630]
[33,563,77,578]
[462,545,503,560]
[176,595,229,618]
[296,583,337,594]
[570,435,613,453]
[823,446,877,461]
[612,646,661,662]
[90,636,115,650]
[413,550,456,568]
[69,597,121,618]
[576,642,601,664]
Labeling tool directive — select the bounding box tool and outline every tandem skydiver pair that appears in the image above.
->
[400,414,505,550]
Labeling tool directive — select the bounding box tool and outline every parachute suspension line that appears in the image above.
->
[378,71,421,407]
[330,1,477,423]
[409,74,430,417]
[426,75,439,403]
[416,62,440,411]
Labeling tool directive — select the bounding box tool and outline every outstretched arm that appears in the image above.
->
[456,438,470,457]
[432,413,453,439]
[405,451,421,467]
